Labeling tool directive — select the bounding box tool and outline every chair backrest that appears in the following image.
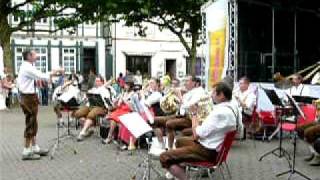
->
[298,104,317,125]
[258,111,276,125]
[216,130,237,165]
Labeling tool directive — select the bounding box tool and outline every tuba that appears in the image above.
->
[160,90,180,114]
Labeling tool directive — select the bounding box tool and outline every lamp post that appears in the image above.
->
[109,19,119,78]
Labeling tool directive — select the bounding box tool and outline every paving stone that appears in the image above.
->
[0,106,319,180]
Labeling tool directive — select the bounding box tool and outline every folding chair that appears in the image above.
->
[185,130,237,180]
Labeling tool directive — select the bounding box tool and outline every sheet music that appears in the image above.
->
[119,112,152,138]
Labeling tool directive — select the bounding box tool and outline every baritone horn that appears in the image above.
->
[195,95,214,122]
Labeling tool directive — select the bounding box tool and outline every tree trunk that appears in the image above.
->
[0,13,13,74]
[189,32,199,76]
[1,34,12,73]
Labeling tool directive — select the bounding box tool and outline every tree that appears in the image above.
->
[101,0,209,76]
[0,0,101,72]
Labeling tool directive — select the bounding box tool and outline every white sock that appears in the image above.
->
[23,147,32,155]
[58,118,63,123]
[32,144,40,152]
[79,129,86,135]
[309,145,316,154]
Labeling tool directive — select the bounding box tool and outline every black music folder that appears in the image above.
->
[287,94,305,120]
[263,88,285,107]
[292,96,318,104]
[87,93,105,107]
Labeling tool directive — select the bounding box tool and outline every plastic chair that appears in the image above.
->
[258,111,277,141]
[185,130,237,180]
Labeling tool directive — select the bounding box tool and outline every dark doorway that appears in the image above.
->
[126,55,151,77]
[165,59,176,78]
[83,48,96,75]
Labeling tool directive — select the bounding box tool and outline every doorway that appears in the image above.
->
[83,48,96,75]
[165,59,176,78]
[260,53,274,82]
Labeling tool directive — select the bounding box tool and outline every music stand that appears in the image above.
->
[119,112,163,180]
[276,94,311,180]
[49,97,79,160]
[259,88,291,162]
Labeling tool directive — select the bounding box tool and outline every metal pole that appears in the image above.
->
[272,7,275,77]
[293,11,297,73]
[114,22,117,78]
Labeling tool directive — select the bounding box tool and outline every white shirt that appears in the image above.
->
[17,61,50,94]
[196,102,240,150]
[232,88,256,115]
[144,91,162,107]
[134,75,143,85]
[286,84,311,96]
[180,87,206,115]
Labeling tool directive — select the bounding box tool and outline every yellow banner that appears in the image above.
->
[208,29,226,88]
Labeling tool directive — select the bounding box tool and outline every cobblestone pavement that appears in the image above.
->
[0,106,319,180]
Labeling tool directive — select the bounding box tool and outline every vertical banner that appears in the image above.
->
[209,29,226,86]
[202,0,228,89]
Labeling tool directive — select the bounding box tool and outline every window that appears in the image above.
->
[62,48,76,74]
[13,15,19,22]
[34,48,47,73]
[35,18,48,25]
[15,47,48,74]
[186,57,204,77]
[126,56,151,77]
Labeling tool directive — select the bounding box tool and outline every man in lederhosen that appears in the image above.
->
[17,49,62,160]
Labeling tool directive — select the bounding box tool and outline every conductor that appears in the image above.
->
[17,49,63,160]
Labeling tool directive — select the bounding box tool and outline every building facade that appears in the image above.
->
[111,21,193,80]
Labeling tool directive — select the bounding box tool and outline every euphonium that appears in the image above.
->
[160,90,180,114]
[194,95,214,122]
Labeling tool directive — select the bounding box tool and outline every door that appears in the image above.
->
[83,48,96,75]
[165,59,176,78]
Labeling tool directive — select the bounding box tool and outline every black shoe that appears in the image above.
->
[57,122,64,128]
[22,153,41,160]
[309,156,320,166]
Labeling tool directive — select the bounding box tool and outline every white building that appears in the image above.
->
[8,19,108,78]
[111,21,192,79]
